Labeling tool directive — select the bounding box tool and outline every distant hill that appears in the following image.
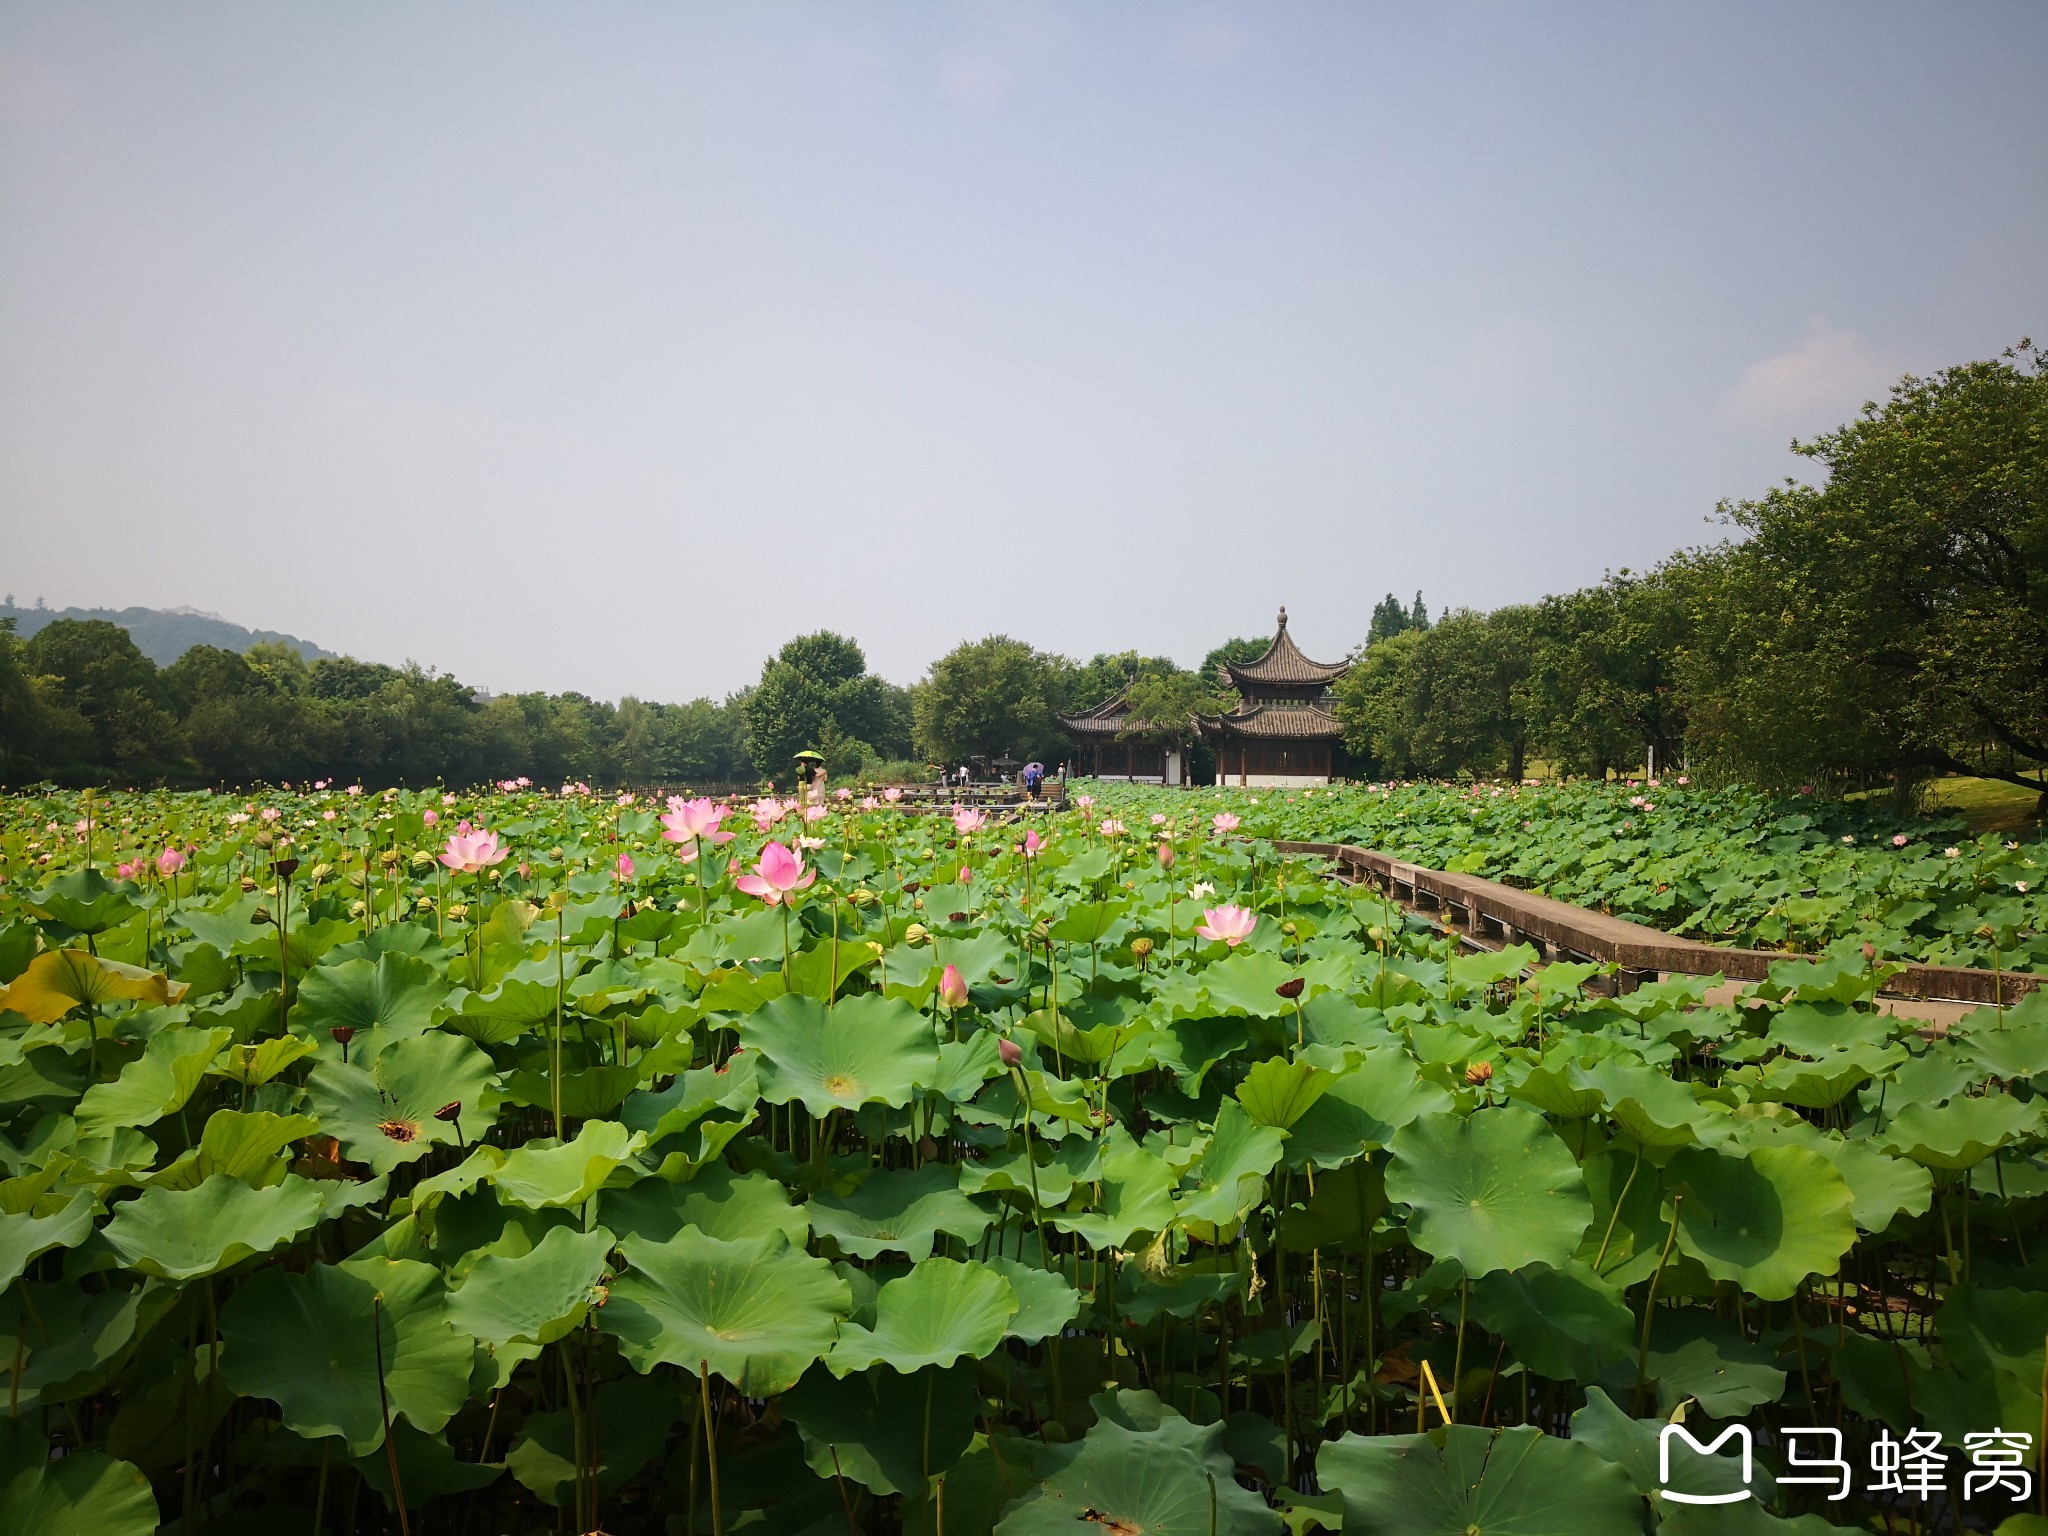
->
[0,602,337,667]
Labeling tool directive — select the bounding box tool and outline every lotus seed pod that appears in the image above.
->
[1131,937,1154,959]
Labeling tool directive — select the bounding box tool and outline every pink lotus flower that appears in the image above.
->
[441,828,510,874]
[953,806,987,835]
[1196,904,1257,947]
[1099,818,1126,838]
[804,805,829,824]
[322,809,337,821]
[1212,812,1240,834]
[1151,813,1167,825]
[442,793,457,805]
[751,797,789,833]
[347,785,362,796]
[423,809,439,825]
[998,1036,1023,1068]
[517,862,532,879]
[1157,842,1175,869]
[938,964,968,1009]
[861,795,880,810]
[735,842,816,906]
[260,807,281,823]
[114,860,139,881]
[1074,794,1094,810]
[617,853,636,880]
[959,864,972,883]
[157,847,187,877]
[884,787,903,803]
[1892,834,1908,847]
[835,787,853,802]
[801,835,827,851]
[661,798,735,849]
[1020,829,1043,859]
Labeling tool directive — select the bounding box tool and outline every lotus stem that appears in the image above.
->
[373,1293,413,1536]
[700,1364,723,1536]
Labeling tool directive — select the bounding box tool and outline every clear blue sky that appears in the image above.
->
[2,2,2042,699]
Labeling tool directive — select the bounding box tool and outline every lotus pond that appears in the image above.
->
[1086,777,2048,974]
[2,784,2047,1535]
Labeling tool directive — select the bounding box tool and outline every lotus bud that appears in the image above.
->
[255,830,274,848]
[904,923,930,947]
[1860,942,1876,961]
[998,1036,1023,1068]
[939,965,969,1010]
[1281,922,1298,938]
[250,905,273,927]
[1131,937,1154,960]
[447,903,469,921]
[240,877,259,894]
[1464,1060,1494,1087]
[310,862,333,882]
[379,848,399,867]
[1275,977,1304,1000]
[348,899,367,917]
[1156,842,1175,869]
[913,897,925,911]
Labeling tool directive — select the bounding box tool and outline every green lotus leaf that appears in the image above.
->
[1572,1058,1709,1148]
[0,1193,97,1291]
[1236,1056,1330,1129]
[0,1420,157,1536]
[927,1030,1007,1102]
[1469,1261,1634,1383]
[74,1025,231,1137]
[601,1229,848,1395]
[958,1136,1101,1207]
[996,1391,1279,1536]
[446,974,559,1045]
[1048,899,1129,946]
[351,1419,503,1508]
[988,1256,1082,1344]
[1914,1284,2048,1443]
[807,1163,992,1261]
[218,1256,473,1454]
[1387,1107,1592,1277]
[1176,1101,1286,1231]
[1285,1049,1451,1170]
[26,869,140,937]
[743,991,940,1117]
[1569,1385,1759,1509]
[293,952,448,1051]
[1960,1015,2048,1082]
[1279,1159,1387,1252]
[827,1256,1018,1375]
[206,1033,318,1086]
[147,1109,319,1190]
[99,1173,335,1280]
[444,1223,614,1347]
[1574,1148,1668,1287]
[619,1055,760,1141]
[504,1369,680,1506]
[1884,1095,2042,1170]
[1317,1423,1638,1536]
[490,1118,642,1209]
[601,1162,808,1245]
[1048,1128,1176,1249]
[305,1029,496,1175]
[1817,1136,1932,1231]
[2,1279,151,1418]
[1642,1307,1787,1417]
[1201,949,1302,1018]
[1665,1144,1856,1299]
[784,1362,979,1493]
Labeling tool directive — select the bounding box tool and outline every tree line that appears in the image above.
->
[3,345,2040,795]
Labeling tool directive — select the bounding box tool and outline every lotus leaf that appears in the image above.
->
[987,1255,1082,1343]
[75,1025,231,1137]
[0,1420,157,1536]
[504,1370,680,1506]
[25,870,140,937]
[0,950,184,1025]
[783,1362,979,1493]
[218,1257,473,1454]
[293,952,447,1049]
[1049,1128,1176,1249]
[744,991,939,1117]
[1176,1101,1286,1231]
[490,1118,642,1208]
[807,1163,992,1260]
[0,1192,96,1290]
[602,1229,848,1394]
[602,1162,809,1245]
[1884,1094,2041,1170]
[1642,1307,1787,1417]
[444,1223,614,1346]
[99,1173,335,1280]
[306,1028,495,1175]
[1316,1423,1639,1536]
[1285,1049,1450,1170]
[1388,1107,1592,1277]
[1237,1056,1330,1129]
[1470,1261,1635,1383]
[1665,1144,1856,1299]
[996,1392,1278,1536]
[828,1256,1018,1374]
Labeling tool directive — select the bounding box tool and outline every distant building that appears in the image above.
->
[1196,608,1349,786]
[1055,684,1186,785]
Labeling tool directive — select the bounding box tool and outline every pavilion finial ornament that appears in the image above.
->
[1277,606,1288,629]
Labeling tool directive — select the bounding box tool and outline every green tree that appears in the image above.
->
[743,632,905,781]
[1522,573,1689,778]
[1685,344,2048,795]
[1366,592,1428,647]
[1200,637,1268,680]
[23,619,179,782]
[913,636,1068,767]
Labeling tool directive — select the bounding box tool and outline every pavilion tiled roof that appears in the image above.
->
[1195,701,1345,740]
[1220,608,1349,688]
[1057,684,1157,737]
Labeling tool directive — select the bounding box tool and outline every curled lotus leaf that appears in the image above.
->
[1469,1261,1635,1383]
[1883,1095,2042,1171]
[25,870,141,937]
[75,1027,232,1138]
[1175,1100,1286,1232]
[1048,1128,1176,1250]
[1387,1106,1592,1277]
[444,1224,615,1347]
[292,953,448,1052]
[489,1118,642,1209]
[601,1229,848,1396]
[0,1419,157,1536]
[0,1193,97,1291]
[99,1174,337,1281]
[827,1256,1018,1375]
[218,1257,473,1455]
[806,1163,992,1261]
[0,949,185,1026]
[601,1162,808,1246]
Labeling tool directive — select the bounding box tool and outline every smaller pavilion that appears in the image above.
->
[1054,685,1186,784]
[1196,608,1350,786]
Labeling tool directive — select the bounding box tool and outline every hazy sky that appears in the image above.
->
[3,3,2043,701]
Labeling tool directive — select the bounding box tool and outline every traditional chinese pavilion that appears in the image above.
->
[1196,608,1350,786]
[1054,685,1186,785]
